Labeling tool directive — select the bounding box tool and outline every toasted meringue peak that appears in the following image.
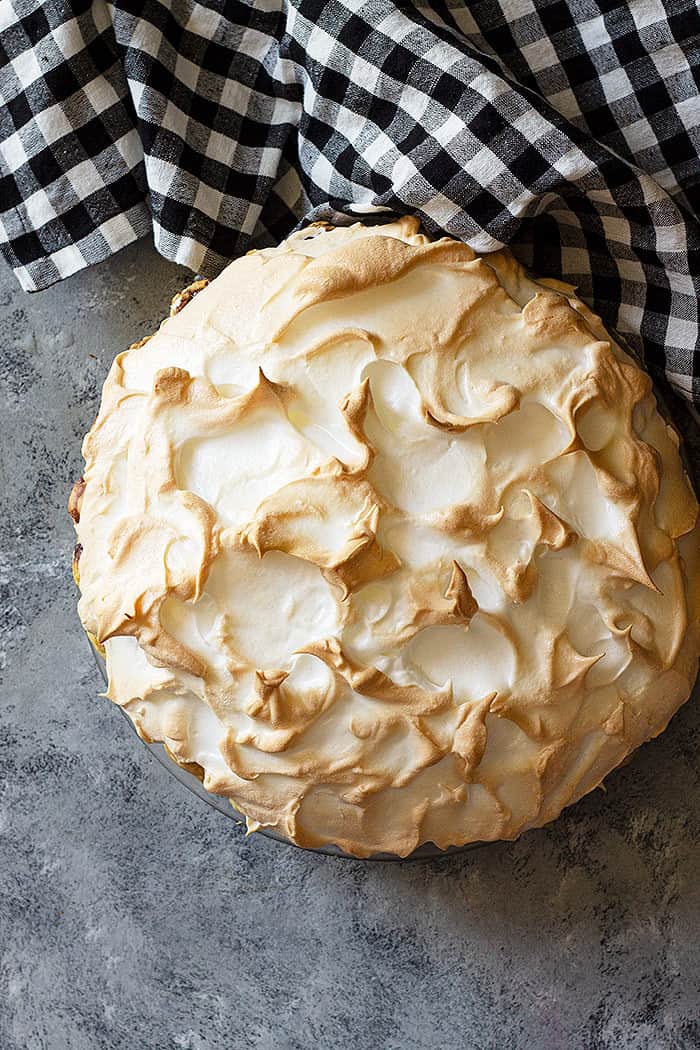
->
[73,218,700,857]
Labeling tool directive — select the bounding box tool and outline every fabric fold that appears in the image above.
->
[1,0,699,402]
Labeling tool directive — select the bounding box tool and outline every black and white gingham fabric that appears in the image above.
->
[1,1,699,402]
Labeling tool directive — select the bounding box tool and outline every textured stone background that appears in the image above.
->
[1,242,699,1050]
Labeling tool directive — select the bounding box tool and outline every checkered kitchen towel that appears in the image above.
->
[1,1,699,403]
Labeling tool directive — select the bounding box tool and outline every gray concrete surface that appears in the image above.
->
[1,240,699,1050]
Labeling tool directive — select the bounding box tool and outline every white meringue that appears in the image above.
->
[71,218,700,857]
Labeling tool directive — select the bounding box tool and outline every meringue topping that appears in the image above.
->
[72,218,700,857]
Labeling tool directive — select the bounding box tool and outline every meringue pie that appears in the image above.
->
[70,218,699,857]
